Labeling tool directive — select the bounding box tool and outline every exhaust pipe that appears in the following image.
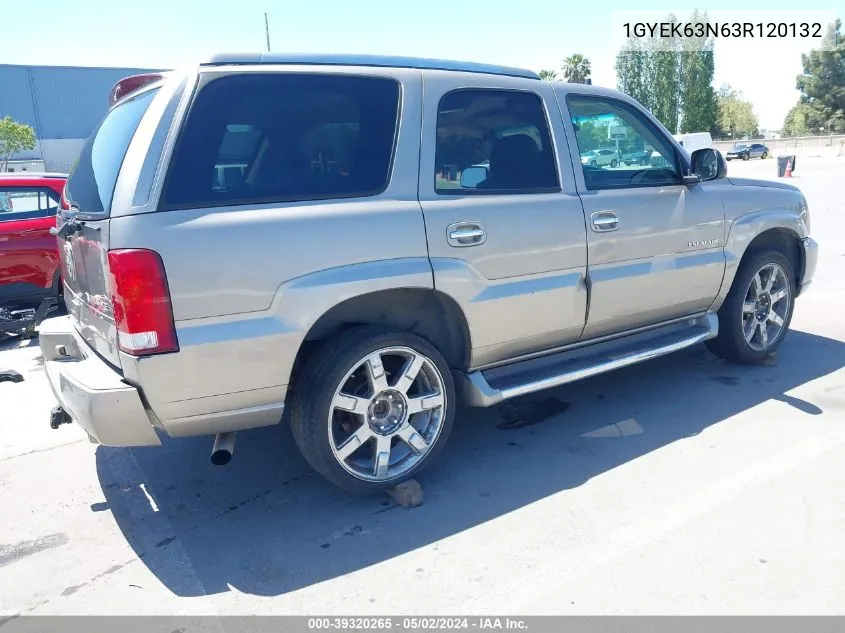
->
[210,432,237,466]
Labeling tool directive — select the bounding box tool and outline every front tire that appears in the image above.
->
[290,326,456,494]
[706,250,795,364]
[761,152,768,159]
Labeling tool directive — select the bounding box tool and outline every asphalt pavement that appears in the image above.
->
[1,156,843,616]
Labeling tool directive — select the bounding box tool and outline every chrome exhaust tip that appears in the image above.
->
[210,432,237,466]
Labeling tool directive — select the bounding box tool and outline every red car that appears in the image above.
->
[0,173,67,309]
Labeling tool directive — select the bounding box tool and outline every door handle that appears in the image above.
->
[590,211,619,232]
[447,222,486,247]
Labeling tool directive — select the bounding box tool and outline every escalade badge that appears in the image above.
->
[688,238,720,248]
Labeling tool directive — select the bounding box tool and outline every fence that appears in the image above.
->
[712,135,845,158]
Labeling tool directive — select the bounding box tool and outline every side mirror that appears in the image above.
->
[459,165,489,189]
[689,148,727,183]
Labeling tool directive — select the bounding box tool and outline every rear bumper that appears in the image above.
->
[39,315,161,447]
[798,237,819,296]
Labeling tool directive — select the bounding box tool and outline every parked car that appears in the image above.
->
[726,143,769,161]
[580,148,619,167]
[622,148,652,166]
[40,55,818,494]
[0,173,66,309]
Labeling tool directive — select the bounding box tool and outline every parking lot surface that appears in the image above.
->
[1,156,844,616]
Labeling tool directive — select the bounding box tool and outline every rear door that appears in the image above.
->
[0,185,60,304]
[58,86,161,365]
[418,72,588,368]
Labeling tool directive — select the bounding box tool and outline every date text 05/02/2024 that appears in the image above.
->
[306,617,529,630]
[623,22,824,39]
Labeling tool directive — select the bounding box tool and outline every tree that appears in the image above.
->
[649,14,682,134]
[782,20,845,135]
[782,103,814,136]
[0,116,36,171]
[538,69,558,82]
[562,54,591,84]
[615,10,716,134]
[679,9,717,133]
[616,38,652,111]
[716,84,759,138]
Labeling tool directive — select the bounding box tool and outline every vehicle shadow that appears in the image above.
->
[95,329,845,598]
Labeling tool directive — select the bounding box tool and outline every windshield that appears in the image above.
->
[734,144,748,150]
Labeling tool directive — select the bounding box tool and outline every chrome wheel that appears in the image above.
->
[742,263,790,352]
[328,346,447,482]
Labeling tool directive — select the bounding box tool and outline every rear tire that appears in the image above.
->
[610,159,618,168]
[706,249,795,364]
[289,326,456,494]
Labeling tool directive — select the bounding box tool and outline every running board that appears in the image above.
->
[457,313,718,407]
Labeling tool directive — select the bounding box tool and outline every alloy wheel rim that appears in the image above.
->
[742,263,790,352]
[328,346,446,482]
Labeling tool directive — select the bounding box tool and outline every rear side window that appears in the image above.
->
[161,73,401,210]
[65,88,159,214]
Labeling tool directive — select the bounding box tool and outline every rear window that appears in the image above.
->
[161,73,400,210]
[65,88,159,215]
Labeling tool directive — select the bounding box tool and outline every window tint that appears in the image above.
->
[566,95,680,190]
[434,90,559,194]
[0,187,60,221]
[162,74,400,210]
[65,88,159,215]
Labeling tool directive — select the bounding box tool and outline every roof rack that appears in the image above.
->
[201,53,540,80]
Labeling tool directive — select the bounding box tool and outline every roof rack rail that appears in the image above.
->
[201,53,540,80]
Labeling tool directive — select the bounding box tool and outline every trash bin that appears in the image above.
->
[777,155,796,177]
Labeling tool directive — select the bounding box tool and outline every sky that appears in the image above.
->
[3,1,841,130]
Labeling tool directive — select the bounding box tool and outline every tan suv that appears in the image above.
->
[41,53,818,493]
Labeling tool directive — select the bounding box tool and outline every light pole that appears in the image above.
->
[264,13,271,52]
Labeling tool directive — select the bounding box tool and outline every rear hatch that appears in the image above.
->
[57,85,162,367]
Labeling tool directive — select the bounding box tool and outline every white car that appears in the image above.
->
[580,148,619,167]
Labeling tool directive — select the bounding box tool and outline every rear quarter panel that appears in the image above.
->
[109,66,430,436]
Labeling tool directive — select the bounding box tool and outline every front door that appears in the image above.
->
[418,73,588,368]
[559,91,726,340]
[0,185,60,305]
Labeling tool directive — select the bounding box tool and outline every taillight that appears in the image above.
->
[107,249,178,356]
[60,185,71,211]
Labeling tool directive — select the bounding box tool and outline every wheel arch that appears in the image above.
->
[743,228,803,288]
[291,287,472,386]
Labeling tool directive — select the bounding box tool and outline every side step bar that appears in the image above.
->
[458,313,718,407]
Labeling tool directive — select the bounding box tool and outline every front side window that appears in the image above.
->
[566,94,680,190]
[434,89,560,194]
[0,187,59,221]
[162,74,400,210]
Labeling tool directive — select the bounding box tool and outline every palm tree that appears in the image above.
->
[562,54,591,84]
[538,69,558,82]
